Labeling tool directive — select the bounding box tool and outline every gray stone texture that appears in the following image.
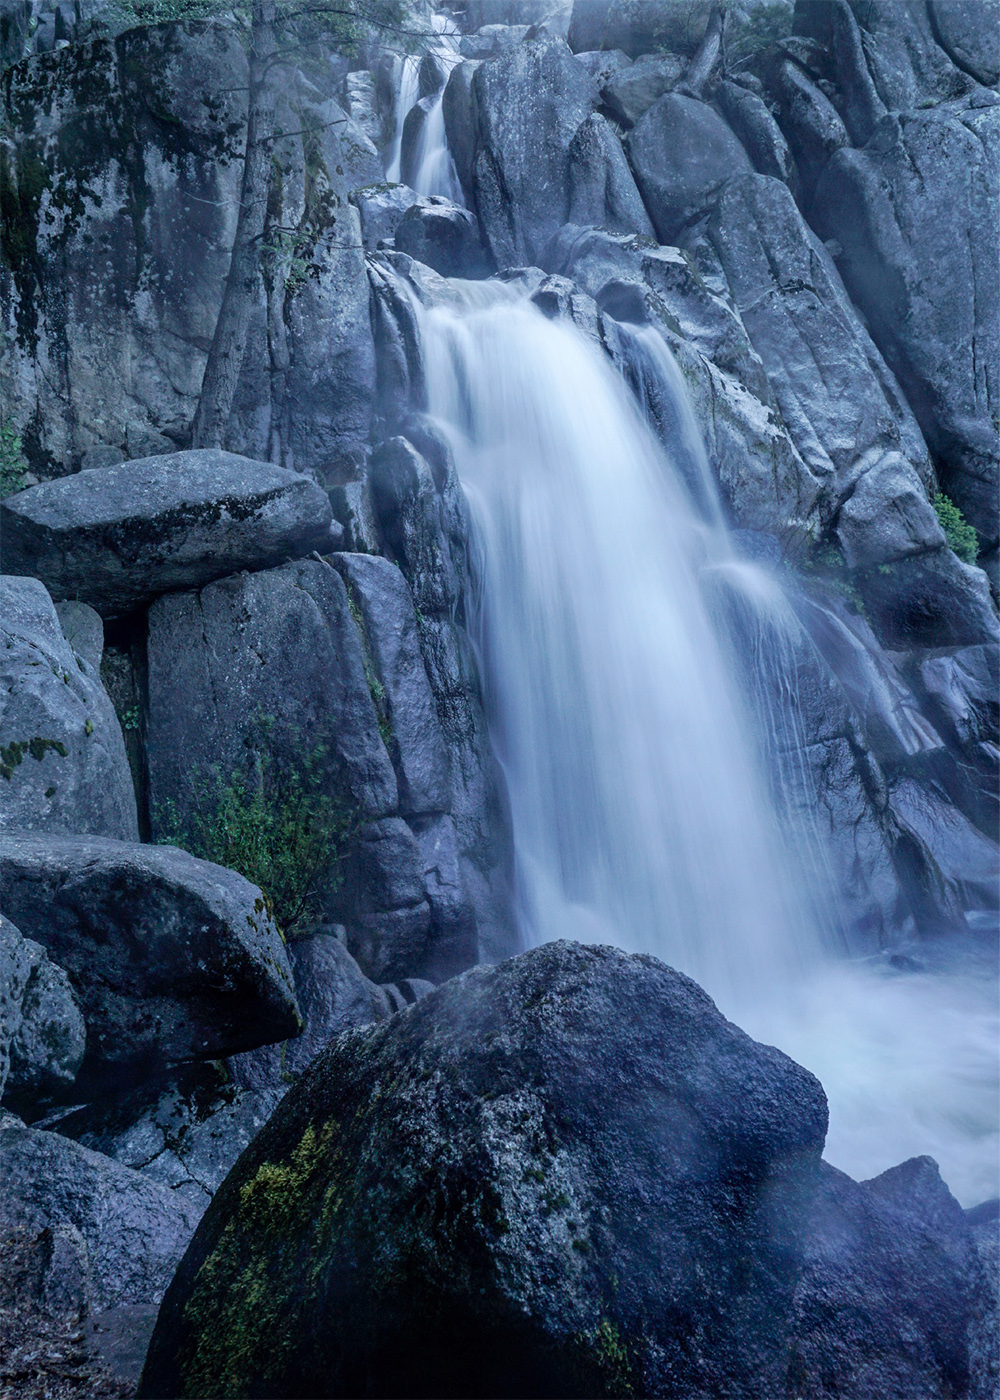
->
[146,558,399,837]
[0,575,138,841]
[0,22,378,479]
[0,833,300,1094]
[1,451,337,617]
[2,922,86,1113]
[625,93,753,244]
[0,1122,202,1309]
[471,35,599,266]
[139,941,830,1399]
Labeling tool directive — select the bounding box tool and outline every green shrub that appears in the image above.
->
[158,742,355,938]
[933,492,979,565]
[0,422,28,499]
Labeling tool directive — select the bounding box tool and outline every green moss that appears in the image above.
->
[0,423,29,498]
[575,1317,636,1399]
[933,492,979,565]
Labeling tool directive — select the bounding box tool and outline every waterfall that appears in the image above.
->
[385,14,463,202]
[405,274,998,1205]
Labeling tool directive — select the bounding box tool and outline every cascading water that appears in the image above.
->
[385,14,463,201]
[407,274,998,1205]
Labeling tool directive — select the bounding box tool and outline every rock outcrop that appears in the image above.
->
[1,451,337,617]
[0,834,301,1094]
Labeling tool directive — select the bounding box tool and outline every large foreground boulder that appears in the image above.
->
[139,941,828,1399]
[0,575,138,840]
[0,451,337,617]
[0,835,300,1095]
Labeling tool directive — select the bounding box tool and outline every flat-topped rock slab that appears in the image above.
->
[0,450,339,617]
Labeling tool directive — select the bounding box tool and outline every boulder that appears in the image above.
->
[813,103,1000,549]
[331,552,450,816]
[146,559,398,840]
[394,196,494,278]
[350,182,423,250]
[858,550,999,650]
[336,817,433,982]
[442,58,481,202]
[625,93,753,244]
[457,23,530,59]
[0,451,337,618]
[568,0,716,59]
[1,921,86,1114]
[138,941,829,1400]
[0,834,300,1095]
[0,1122,201,1309]
[601,51,685,126]
[471,35,599,265]
[788,1157,980,1399]
[573,46,631,86]
[769,58,849,197]
[1,22,380,477]
[715,78,796,185]
[229,933,392,1098]
[53,600,103,672]
[0,575,138,841]
[928,0,1000,87]
[566,112,656,236]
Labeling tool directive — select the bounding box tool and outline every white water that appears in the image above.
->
[411,278,999,1206]
[385,14,463,201]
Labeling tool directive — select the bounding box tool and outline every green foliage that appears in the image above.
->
[933,492,979,565]
[799,540,867,614]
[0,422,28,499]
[1,736,69,781]
[158,739,355,938]
[724,1,794,72]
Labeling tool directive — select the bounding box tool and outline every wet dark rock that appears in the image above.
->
[331,552,450,816]
[139,941,829,1400]
[336,817,433,982]
[0,576,138,842]
[929,0,1000,87]
[410,812,480,983]
[471,35,599,265]
[0,1123,201,1309]
[146,558,398,839]
[229,933,392,1098]
[788,1157,980,1400]
[600,51,685,126]
[625,93,753,244]
[0,451,337,618]
[858,550,999,651]
[394,196,494,278]
[400,92,436,186]
[53,601,103,673]
[770,58,849,197]
[442,58,481,201]
[0,833,300,1096]
[2,926,86,1115]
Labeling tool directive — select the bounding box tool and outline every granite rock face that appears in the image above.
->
[0,1122,202,1310]
[0,575,138,841]
[0,834,300,1095]
[0,451,337,617]
[139,941,829,1400]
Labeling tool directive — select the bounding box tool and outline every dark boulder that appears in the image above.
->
[394,196,494,278]
[0,918,86,1115]
[566,112,656,236]
[928,0,1000,87]
[0,1122,202,1309]
[715,79,796,185]
[0,575,138,841]
[0,450,337,618]
[139,941,828,1399]
[331,552,450,817]
[0,834,300,1096]
[350,182,422,250]
[625,93,753,244]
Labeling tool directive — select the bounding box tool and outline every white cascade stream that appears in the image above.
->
[409,277,999,1205]
[385,13,463,201]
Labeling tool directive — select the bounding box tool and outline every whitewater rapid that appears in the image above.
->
[411,279,998,1206]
